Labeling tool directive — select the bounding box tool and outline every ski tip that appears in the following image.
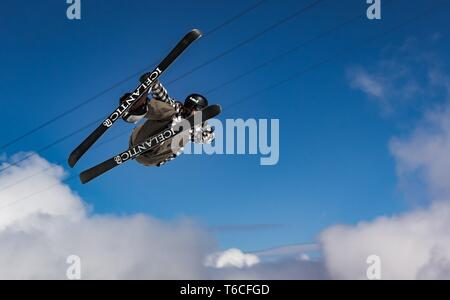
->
[68,151,79,168]
[189,29,203,39]
[79,170,92,184]
[209,104,222,116]
[68,157,76,168]
[79,174,88,184]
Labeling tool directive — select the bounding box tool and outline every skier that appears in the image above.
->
[71,29,222,184]
[119,79,215,167]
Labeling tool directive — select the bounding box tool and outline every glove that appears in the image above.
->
[191,123,215,144]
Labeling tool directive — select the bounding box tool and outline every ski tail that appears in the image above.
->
[80,156,116,184]
[68,29,202,168]
[79,104,222,184]
[158,29,202,72]
[68,125,107,168]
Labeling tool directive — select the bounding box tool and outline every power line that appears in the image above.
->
[2,0,447,211]
[0,116,106,174]
[0,2,360,192]
[0,175,78,211]
[203,0,396,96]
[0,0,270,152]
[0,6,361,191]
[166,0,325,85]
[223,1,450,112]
[0,72,145,152]
[0,0,327,177]
[203,0,268,37]
[204,11,366,95]
[0,0,398,187]
[0,129,129,194]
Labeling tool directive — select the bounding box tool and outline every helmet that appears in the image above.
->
[184,94,208,111]
[120,93,148,123]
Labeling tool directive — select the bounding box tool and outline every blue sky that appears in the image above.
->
[1,0,450,253]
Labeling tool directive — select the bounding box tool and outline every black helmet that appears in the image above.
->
[184,94,208,111]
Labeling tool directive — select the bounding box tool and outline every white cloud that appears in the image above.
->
[320,98,450,279]
[322,43,450,279]
[298,254,310,261]
[429,69,450,97]
[390,106,450,200]
[0,153,322,279]
[320,202,450,279]
[205,248,260,269]
[346,41,437,115]
[7,76,450,279]
[348,67,385,99]
[0,154,85,230]
[0,154,215,279]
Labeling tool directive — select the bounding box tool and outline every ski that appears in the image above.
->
[79,104,222,184]
[68,29,203,168]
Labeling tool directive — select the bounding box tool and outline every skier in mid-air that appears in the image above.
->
[119,77,215,167]
[71,29,222,184]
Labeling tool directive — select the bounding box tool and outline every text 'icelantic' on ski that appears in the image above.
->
[68,29,202,168]
[103,69,162,128]
[113,127,175,164]
[79,105,222,184]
